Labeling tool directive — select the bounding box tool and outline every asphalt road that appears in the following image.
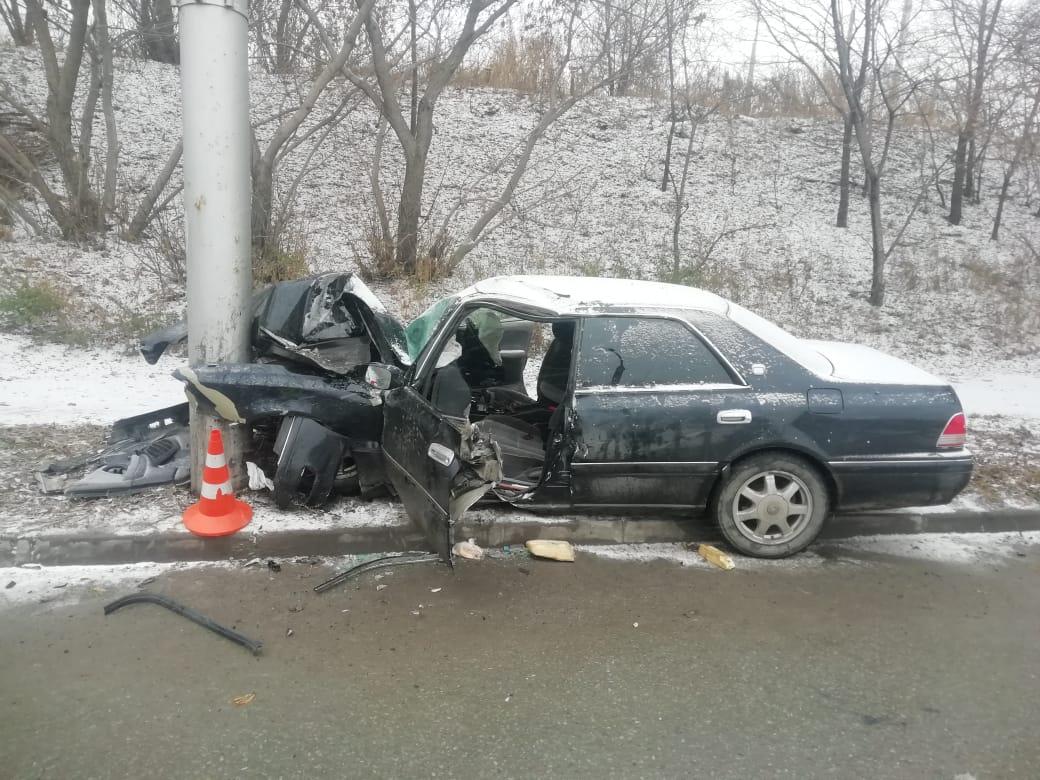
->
[2,541,1039,779]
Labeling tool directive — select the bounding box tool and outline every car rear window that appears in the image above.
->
[725,303,833,377]
[576,317,735,388]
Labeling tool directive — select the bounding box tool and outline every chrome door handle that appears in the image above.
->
[427,443,455,467]
[717,409,752,424]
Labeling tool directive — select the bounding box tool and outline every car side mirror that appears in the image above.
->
[364,363,404,391]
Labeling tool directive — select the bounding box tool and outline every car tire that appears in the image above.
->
[713,453,830,559]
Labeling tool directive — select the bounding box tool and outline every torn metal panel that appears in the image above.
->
[272,415,349,509]
[173,363,382,437]
[139,274,408,372]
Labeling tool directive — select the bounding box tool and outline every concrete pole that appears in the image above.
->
[177,0,252,491]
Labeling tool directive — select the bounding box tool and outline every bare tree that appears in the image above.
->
[942,0,1004,225]
[831,0,887,303]
[125,140,182,241]
[349,0,519,275]
[756,0,861,228]
[991,2,1040,240]
[252,0,329,73]
[447,1,670,268]
[0,0,37,45]
[253,0,374,263]
[0,0,105,237]
[137,0,178,64]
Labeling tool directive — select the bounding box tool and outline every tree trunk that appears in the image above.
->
[274,0,294,72]
[991,172,1011,241]
[964,136,977,202]
[672,119,697,275]
[866,170,885,306]
[96,0,119,215]
[1,0,35,45]
[948,131,969,225]
[140,0,179,64]
[837,114,852,227]
[991,89,1040,240]
[126,139,182,240]
[395,150,426,275]
[252,156,275,257]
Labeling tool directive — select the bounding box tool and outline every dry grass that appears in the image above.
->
[966,420,1040,506]
[891,241,1040,355]
[455,34,562,99]
[356,223,458,284]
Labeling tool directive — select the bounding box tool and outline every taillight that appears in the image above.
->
[937,412,966,449]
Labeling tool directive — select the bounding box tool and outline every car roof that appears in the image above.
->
[459,275,731,316]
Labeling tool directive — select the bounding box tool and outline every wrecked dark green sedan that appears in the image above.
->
[159,274,972,560]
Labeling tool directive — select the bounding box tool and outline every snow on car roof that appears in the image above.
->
[463,275,730,315]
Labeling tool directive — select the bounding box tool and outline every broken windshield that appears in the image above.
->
[404,295,460,361]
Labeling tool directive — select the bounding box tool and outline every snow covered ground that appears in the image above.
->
[0,335,185,425]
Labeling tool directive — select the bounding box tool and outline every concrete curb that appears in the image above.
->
[3,509,1040,567]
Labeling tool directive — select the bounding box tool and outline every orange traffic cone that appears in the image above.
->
[182,428,253,538]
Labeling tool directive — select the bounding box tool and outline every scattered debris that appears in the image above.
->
[286,628,294,638]
[65,431,190,498]
[5,581,14,589]
[243,558,263,568]
[633,622,639,628]
[518,567,530,575]
[266,559,281,573]
[137,576,157,588]
[376,584,387,591]
[430,587,442,593]
[452,539,484,560]
[19,563,42,570]
[314,553,440,594]
[37,404,191,498]
[525,540,575,562]
[231,693,256,706]
[103,592,264,656]
[697,544,736,571]
[247,462,274,491]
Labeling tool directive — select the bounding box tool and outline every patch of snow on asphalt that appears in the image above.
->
[577,543,826,569]
[580,532,1040,568]
[0,335,185,426]
[836,531,1040,563]
[0,560,209,607]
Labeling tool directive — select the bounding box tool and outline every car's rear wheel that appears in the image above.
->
[714,453,829,558]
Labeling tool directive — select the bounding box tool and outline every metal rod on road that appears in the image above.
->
[177,0,253,490]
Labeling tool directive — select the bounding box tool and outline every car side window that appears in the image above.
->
[576,317,734,388]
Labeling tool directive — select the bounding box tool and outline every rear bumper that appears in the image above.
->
[829,450,974,511]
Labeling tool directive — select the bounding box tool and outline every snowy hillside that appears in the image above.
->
[1,44,1038,382]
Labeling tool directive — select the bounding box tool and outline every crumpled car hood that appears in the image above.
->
[139,273,410,374]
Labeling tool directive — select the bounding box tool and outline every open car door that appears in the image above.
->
[381,384,501,563]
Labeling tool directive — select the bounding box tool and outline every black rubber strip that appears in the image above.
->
[104,592,263,656]
[314,553,440,594]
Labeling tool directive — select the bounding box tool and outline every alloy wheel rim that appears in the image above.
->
[731,470,813,545]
